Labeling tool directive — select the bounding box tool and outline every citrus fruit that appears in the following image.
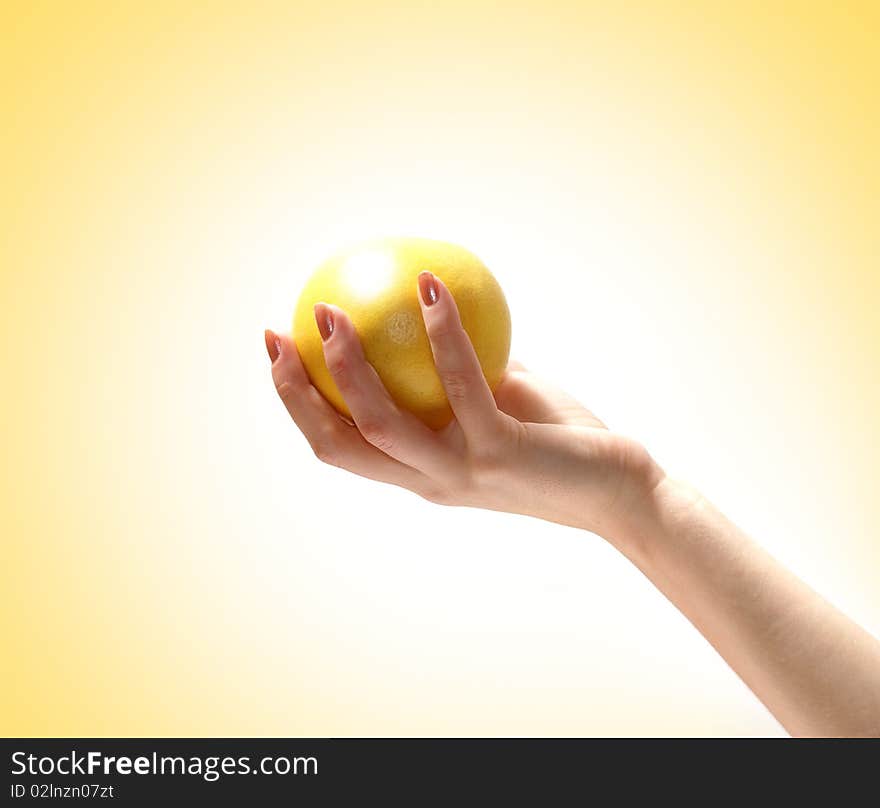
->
[293,237,511,429]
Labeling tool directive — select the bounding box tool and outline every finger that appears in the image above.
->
[313,305,456,478]
[493,370,561,424]
[494,365,606,428]
[269,329,336,438]
[417,271,501,439]
[267,329,431,492]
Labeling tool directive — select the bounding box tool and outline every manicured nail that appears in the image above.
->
[264,329,281,363]
[314,303,334,341]
[418,271,439,306]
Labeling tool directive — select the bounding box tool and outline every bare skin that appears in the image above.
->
[266,271,880,737]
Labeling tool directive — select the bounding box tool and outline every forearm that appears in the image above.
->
[607,476,880,737]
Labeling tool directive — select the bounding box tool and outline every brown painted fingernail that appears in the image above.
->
[314,303,334,341]
[264,329,281,363]
[418,271,439,306]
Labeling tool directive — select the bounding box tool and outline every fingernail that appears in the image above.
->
[264,329,281,363]
[418,271,439,306]
[314,303,334,341]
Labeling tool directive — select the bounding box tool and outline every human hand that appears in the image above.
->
[266,272,663,539]
[267,273,880,736]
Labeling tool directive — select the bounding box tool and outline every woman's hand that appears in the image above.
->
[266,271,663,540]
[266,271,880,736]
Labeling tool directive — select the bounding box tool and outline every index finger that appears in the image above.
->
[417,271,501,440]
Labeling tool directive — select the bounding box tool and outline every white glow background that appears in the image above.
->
[2,1,878,736]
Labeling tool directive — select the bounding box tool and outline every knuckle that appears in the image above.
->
[439,368,472,402]
[470,417,519,465]
[427,324,454,343]
[310,441,337,466]
[309,428,341,466]
[421,470,471,505]
[439,467,474,501]
[325,352,348,381]
[275,379,299,406]
[358,418,394,452]
[418,465,487,507]
[420,486,453,506]
[427,306,461,341]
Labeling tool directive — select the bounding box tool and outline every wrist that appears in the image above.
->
[601,472,704,570]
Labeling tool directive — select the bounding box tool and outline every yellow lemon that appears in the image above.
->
[293,238,511,429]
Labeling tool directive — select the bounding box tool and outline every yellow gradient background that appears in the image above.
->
[2,1,878,736]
